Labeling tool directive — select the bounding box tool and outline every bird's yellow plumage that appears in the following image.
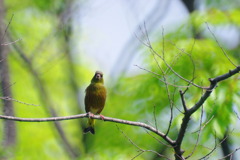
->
[84,71,107,134]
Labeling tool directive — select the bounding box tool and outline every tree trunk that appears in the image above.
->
[220,133,234,160]
[181,0,195,13]
[0,0,16,147]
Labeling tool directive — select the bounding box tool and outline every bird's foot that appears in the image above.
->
[87,112,94,118]
[100,114,105,121]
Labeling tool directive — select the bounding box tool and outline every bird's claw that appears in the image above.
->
[100,114,105,121]
[87,112,94,118]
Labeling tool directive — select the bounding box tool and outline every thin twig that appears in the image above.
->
[175,107,184,114]
[139,30,206,89]
[0,14,14,42]
[165,80,177,136]
[116,125,170,160]
[0,97,39,106]
[145,26,174,136]
[199,132,218,160]
[133,24,149,48]
[2,82,16,91]
[152,47,206,89]
[169,39,197,90]
[1,38,22,46]
[179,90,188,112]
[161,26,165,59]
[205,22,237,67]
[186,91,205,159]
[153,105,158,131]
[145,130,172,148]
[149,27,174,136]
[192,115,214,133]
[200,131,233,160]
[135,65,191,88]
[218,147,240,160]
[139,24,204,89]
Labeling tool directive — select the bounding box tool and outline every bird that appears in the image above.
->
[84,71,107,134]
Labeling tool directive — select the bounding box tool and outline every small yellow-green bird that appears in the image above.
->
[84,71,107,134]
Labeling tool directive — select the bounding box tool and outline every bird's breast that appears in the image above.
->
[85,83,107,114]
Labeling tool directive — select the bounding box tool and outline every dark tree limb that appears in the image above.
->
[179,90,188,112]
[174,66,240,159]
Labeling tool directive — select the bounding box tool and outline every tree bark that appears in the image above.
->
[0,0,16,147]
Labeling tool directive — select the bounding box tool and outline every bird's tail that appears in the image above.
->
[83,118,95,134]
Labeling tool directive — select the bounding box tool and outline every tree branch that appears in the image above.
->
[189,66,240,114]
[0,113,175,146]
[179,90,188,112]
[174,66,240,159]
[116,125,169,160]
[205,22,237,67]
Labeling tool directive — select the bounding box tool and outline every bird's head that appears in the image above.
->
[91,71,104,84]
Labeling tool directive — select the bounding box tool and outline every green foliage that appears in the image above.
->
[204,0,240,9]
[1,0,240,160]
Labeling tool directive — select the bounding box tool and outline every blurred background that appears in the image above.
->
[0,0,240,159]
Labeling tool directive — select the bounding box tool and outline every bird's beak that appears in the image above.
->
[96,74,101,80]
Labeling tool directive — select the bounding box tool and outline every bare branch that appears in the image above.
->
[199,132,218,160]
[218,147,240,160]
[2,81,16,91]
[169,39,197,89]
[205,22,237,67]
[152,47,206,89]
[0,14,14,42]
[158,52,204,89]
[179,90,188,112]
[145,130,172,148]
[135,65,191,88]
[1,38,22,46]
[0,97,39,106]
[146,27,175,136]
[0,113,175,146]
[186,93,204,159]
[116,125,170,160]
[165,82,177,136]
[192,115,214,133]
[161,26,165,59]
[138,28,206,89]
[200,131,234,160]
[153,105,158,131]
